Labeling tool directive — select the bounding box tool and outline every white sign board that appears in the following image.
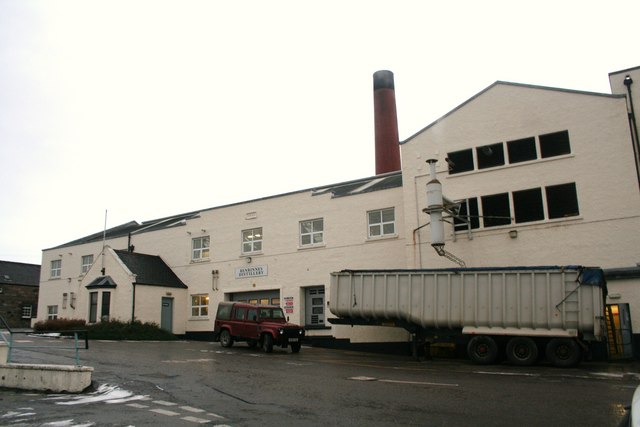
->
[235,265,268,279]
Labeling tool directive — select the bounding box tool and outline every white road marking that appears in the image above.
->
[153,400,178,406]
[126,403,149,409]
[379,379,459,387]
[181,406,206,413]
[149,408,180,416]
[208,413,226,419]
[182,415,210,424]
[474,371,540,377]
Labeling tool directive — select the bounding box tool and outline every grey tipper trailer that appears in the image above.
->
[329,266,607,367]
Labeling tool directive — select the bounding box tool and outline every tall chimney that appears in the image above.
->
[373,70,401,174]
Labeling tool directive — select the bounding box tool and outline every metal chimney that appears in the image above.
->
[373,70,401,174]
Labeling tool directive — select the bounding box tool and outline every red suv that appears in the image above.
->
[213,302,305,353]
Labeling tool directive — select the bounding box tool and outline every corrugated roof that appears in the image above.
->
[0,261,40,286]
[311,171,402,198]
[113,250,187,289]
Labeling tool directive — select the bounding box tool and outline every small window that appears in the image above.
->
[476,143,505,169]
[192,236,210,261]
[300,218,324,246]
[546,183,579,219]
[62,293,68,309]
[507,137,537,164]
[47,305,58,320]
[247,308,258,321]
[191,294,209,317]
[513,188,544,223]
[216,303,232,320]
[89,292,98,323]
[446,149,474,174]
[234,307,246,320]
[368,208,395,238]
[50,259,61,279]
[101,291,111,321]
[453,198,480,232]
[242,228,263,254]
[539,130,571,158]
[21,305,33,319]
[481,193,512,228]
[271,297,281,305]
[81,255,94,274]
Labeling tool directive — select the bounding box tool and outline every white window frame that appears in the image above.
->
[22,305,33,319]
[81,254,94,274]
[367,207,396,238]
[242,227,263,254]
[192,236,210,261]
[191,294,209,317]
[47,305,58,320]
[299,218,324,247]
[50,259,61,279]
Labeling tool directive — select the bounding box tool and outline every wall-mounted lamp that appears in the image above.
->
[509,230,518,239]
[246,256,252,264]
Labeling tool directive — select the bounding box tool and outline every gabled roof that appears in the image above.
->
[86,275,118,289]
[0,261,40,286]
[402,81,625,144]
[113,250,187,289]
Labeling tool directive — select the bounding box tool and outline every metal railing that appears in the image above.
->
[0,315,89,366]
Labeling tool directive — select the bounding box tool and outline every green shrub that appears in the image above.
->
[33,318,86,333]
[86,319,177,341]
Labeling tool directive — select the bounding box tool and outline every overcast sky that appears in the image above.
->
[1,0,637,265]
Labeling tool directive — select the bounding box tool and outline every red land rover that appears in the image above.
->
[213,302,305,353]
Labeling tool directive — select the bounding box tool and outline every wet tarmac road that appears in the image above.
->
[1,336,639,426]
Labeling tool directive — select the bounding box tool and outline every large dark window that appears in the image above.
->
[546,183,579,219]
[89,292,98,323]
[476,143,505,169]
[513,188,544,223]
[101,291,111,321]
[481,193,511,227]
[446,149,474,174]
[454,198,480,231]
[539,130,571,158]
[507,137,537,164]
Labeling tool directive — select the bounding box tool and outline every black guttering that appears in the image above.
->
[623,75,640,191]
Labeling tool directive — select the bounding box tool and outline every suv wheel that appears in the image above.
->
[220,330,234,348]
[262,334,274,353]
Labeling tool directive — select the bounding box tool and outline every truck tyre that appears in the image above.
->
[506,337,538,366]
[290,342,301,353]
[220,329,234,348]
[262,334,274,353]
[467,336,498,364]
[546,338,582,367]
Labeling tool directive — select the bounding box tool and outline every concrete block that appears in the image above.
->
[0,342,7,364]
[0,363,93,393]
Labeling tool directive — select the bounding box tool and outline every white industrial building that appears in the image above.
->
[36,66,640,358]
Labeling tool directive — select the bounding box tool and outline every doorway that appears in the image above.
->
[606,303,633,359]
[161,297,174,333]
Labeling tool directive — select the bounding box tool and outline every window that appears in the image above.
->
[89,292,98,323]
[368,208,395,238]
[62,293,68,309]
[453,198,480,232]
[476,143,505,169]
[242,228,262,253]
[22,305,33,319]
[305,286,325,327]
[481,193,511,228]
[50,259,61,279]
[101,291,111,321]
[70,292,76,309]
[507,137,537,164]
[446,149,474,174]
[81,255,94,274]
[513,188,544,223]
[546,183,579,219]
[300,218,324,246]
[234,307,246,320]
[192,236,210,261]
[191,294,209,317]
[247,308,258,321]
[539,130,571,158]
[47,305,58,320]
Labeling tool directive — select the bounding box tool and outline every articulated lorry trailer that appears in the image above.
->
[329,266,607,367]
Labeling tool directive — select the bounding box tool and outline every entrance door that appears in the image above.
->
[305,286,325,327]
[161,297,174,333]
[606,303,633,359]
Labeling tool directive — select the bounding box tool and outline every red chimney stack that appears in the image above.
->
[373,70,401,174]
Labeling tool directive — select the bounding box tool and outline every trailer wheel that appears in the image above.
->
[506,337,538,366]
[546,338,581,367]
[467,336,498,364]
[220,329,234,348]
[262,334,274,353]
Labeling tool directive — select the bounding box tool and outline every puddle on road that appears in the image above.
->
[46,384,149,405]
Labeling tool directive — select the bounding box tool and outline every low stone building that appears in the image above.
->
[0,261,40,328]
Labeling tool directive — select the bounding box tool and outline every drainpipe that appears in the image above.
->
[623,76,640,191]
